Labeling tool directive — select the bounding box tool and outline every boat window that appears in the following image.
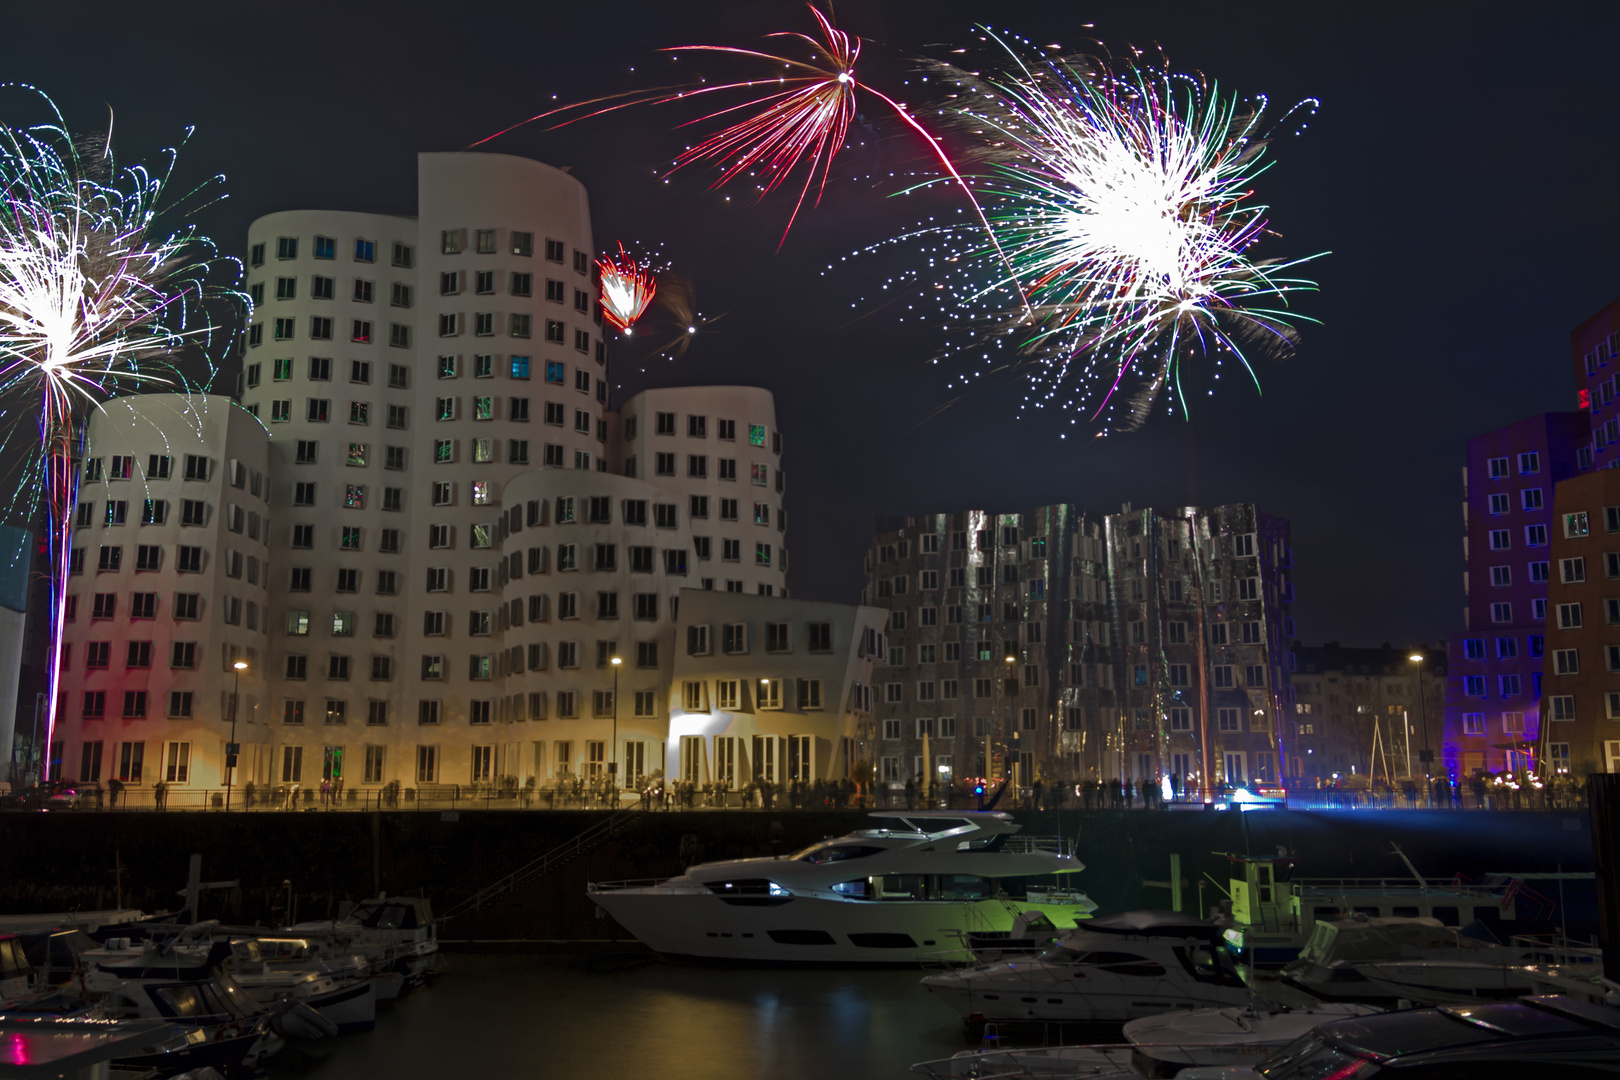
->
[1391,906,1420,918]
[1431,906,1459,925]
[1098,958,1166,977]
[156,985,210,1018]
[797,844,884,864]
[1256,1035,1379,1080]
[873,874,930,900]
[0,938,27,975]
[358,903,418,929]
[1312,906,1342,921]
[1352,906,1380,917]
[831,880,870,899]
[1172,945,1246,987]
[1473,907,1496,924]
[938,875,991,900]
[867,817,927,834]
[706,879,776,895]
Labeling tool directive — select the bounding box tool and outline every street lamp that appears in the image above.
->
[225,660,247,812]
[610,656,622,797]
[1409,652,1433,803]
[1002,654,1016,791]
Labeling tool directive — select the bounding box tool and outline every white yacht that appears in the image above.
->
[588,811,1093,964]
[920,910,1252,1024]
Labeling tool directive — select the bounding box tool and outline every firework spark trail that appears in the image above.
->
[0,85,241,776]
[597,242,658,334]
[848,35,1322,432]
[471,4,1022,277]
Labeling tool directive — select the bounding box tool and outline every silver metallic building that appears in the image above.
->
[861,502,1294,796]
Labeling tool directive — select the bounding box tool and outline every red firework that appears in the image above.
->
[469,4,1006,258]
[597,243,657,333]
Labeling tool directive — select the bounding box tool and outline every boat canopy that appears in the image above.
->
[1074,910,1223,941]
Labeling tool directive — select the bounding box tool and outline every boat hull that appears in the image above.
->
[590,891,1090,965]
[921,972,1249,1024]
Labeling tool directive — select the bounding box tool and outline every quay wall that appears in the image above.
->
[0,809,1595,942]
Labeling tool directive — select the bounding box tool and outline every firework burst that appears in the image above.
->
[848,34,1322,432]
[0,85,240,776]
[597,242,658,334]
[472,4,1007,253]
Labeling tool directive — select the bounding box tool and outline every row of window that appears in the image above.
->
[627,414,777,451]
[246,315,601,358]
[1484,557,1610,588]
[68,739,191,783]
[248,354,594,390]
[84,454,219,485]
[70,641,205,673]
[250,231,571,269]
[875,530,1266,564]
[1484,597,1620,626]
[248,269,585,308]
[70,546,214,576]
[248,357,409,389]
[1458,644,1620,696]
[1461,635,1545,661]
[1485,452,1542,479]
[1486,488,1546,515]
[628,454,782,488]
[75,500,242,533]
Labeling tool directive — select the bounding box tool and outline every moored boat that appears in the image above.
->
[921,910,1251,1026]
[589,811,1093,964]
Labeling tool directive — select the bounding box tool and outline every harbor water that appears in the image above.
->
[269,951,969,1080]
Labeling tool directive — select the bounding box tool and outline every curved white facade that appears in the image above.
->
[612,385,787,598]
[56,394,271,790]
[45,152,821,801]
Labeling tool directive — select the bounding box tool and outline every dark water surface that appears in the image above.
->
[270,952,969,1080]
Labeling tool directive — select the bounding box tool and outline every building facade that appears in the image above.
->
[667,590,887,788]
[48,152,809,802]
[58,395,272,791]
[1540,469,1620,774]
[1443,412,1589,777]
[862,502,1294,795]
[1572,297,1620,469]
[1291,643,1446,783]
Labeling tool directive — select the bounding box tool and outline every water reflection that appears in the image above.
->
[270,953,966,1080]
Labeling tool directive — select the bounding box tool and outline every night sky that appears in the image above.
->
[12,1,1620,647]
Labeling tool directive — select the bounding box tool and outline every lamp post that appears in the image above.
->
[225,660,247,812]
[1001,653,1016,794]
[610,656,622,799]
[1409,652,1433,805]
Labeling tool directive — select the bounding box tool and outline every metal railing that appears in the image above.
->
[440,809,636,922]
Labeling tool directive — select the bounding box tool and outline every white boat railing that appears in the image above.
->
[1507,933,1604,967]
[1291,877,1504,899]
[587,878,677,893]
[1002,835,1076,857]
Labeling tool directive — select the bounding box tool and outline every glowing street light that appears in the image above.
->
[611,656,622,794]
[225,660,247,812]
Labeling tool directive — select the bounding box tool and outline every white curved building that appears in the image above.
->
[614,385,787,598]
[57,394,271,793]
[48,152,824,802]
